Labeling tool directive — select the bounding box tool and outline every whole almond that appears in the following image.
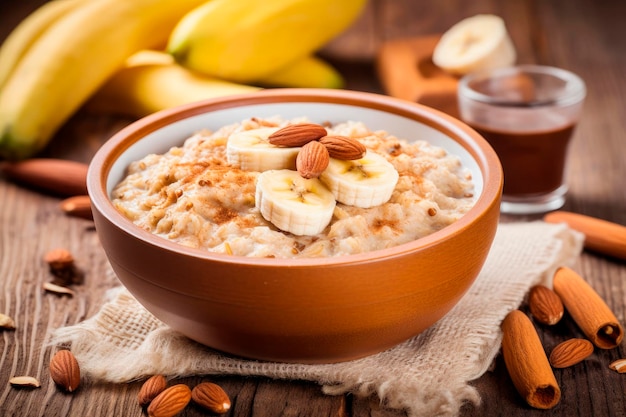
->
[138,375,168,407]
[268,123,327,147]
[528,285,564,325]
[296,140,330,179]
[1,158,88,197]
[49,349,80,392]
[44,248,75,271]
[60,195,93,220]
[191,382,231,414]
[549,338,594,368]
[147,384,191,417]
[319,135,367,160]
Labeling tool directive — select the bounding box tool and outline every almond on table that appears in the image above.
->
[552,267,624,349]
[49,349,80,392]
[528,285,564,326]
[147,384,191,417]
[1,158,88,197]
[191,382,231,414]
[549,338,594,368]
[138,375,168,407]
[501,310,561,410]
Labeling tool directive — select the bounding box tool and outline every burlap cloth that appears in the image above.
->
[51,222,583,416]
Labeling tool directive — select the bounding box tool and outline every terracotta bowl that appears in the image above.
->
[87,88,502,363]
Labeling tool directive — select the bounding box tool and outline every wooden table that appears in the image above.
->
[2,0,625,416]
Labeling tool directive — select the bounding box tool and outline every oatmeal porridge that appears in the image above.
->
[111,116,475,258]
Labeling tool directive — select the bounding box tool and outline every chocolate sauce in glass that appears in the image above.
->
[469,122,575,196]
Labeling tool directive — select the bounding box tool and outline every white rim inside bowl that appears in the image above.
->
[88,88,502,266]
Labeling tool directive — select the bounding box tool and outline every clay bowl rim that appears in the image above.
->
[87,88,503,268]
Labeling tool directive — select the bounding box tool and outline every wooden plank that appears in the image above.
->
[1,0,626,416]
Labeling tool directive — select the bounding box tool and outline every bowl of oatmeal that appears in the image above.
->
[88,88,502,363]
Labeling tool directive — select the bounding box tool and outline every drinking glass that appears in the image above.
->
[458,65,586,214]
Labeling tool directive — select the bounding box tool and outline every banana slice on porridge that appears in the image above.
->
[320,151,399,208]
[226,127,301,172]
[255,169,336,236]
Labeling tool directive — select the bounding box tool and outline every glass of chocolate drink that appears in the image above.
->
[457,65,586,214]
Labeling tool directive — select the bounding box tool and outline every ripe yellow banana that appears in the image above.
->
[86,51,344,118]
[258,55,344,89]
[167,0,367,83]
[0,0,84,91]
[0,0,208,160]
[85,51,260,119]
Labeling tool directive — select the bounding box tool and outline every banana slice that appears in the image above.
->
[226,127,300,172]
[320,151,399,208]
[432,14,516,75]
[255,169,336,236]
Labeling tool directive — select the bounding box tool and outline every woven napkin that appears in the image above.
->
[51,221,583,417]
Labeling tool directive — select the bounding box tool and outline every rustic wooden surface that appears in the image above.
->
[2,0,626,416]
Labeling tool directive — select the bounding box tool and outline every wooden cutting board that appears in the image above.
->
[376,35,460,118]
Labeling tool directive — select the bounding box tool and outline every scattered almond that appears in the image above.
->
[0,313,16,329]
[43,282,75,296]
[60,195,93,220]
[138,375,168,407]
[191,382,231,414]
[49,350,80,392]
[609,358,626,373]
[549,338,594,368]
[319,135,367,160]
[0,158,88,197]
[9,376,41,388]
[268,123,327,147]
[44,248,75,271]
[147,384,191,417]
[296,140,330,179]
[528,285,564,325]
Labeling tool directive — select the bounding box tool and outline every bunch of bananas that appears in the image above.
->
[0,0,366,160]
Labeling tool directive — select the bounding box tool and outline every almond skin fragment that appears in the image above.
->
[609,358,626,373]
[9,376,41,388]
[138,375,168,407]
[319,135,366,160]
[43,282,75,296]
[528,285,564,325]
[191,382,231,414]
[268,123,327,147]
[147,384,191,417]
[49,350,80,392]
[549,338,594,368]
[296,140,330,179]
[0,313,16,329]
